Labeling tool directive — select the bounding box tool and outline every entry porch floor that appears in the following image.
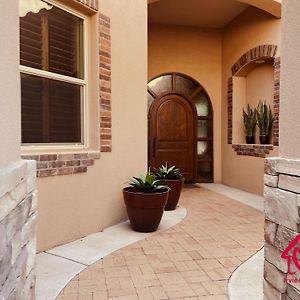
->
[37,185,264,300]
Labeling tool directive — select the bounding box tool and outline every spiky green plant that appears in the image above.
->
[129,170,168,193]
[156,163,183,180]
[243,104,257,136]
[257,101,273,136]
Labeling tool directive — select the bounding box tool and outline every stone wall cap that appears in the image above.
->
[265,157,300,177]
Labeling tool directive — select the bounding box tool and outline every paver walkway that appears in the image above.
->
[57,186,264,300]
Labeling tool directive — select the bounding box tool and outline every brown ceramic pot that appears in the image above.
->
[260,135,270,144]
[123,187,169,232]
[161,178,184,211]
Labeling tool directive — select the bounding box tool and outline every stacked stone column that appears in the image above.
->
[0,160,37,299]
[264,158,300,299]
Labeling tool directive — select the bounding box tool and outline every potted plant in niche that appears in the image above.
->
[257,101,273,144]
[243,104,257,144]
[156,164,184,211]
[123,170,169,232]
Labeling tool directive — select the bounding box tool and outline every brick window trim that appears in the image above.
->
[232,144,273,158]
[99,13,112,153]
[22,152,100,177]
[227,45,280,151]
[22,11,112,178]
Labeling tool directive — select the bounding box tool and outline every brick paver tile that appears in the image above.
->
[61,280,78,295]
[57,187,264,300]
[78,293,93,300]
[108,288,137,298]
[149,286,168,299]
[131,274,160,288]
[78,279,106,294]
[93,291,108,300]
[57,295,77,300]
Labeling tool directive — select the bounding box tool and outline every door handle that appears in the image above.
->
[152,138,156,158]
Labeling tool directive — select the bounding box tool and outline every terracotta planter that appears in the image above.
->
[123,187,169,232]
[161,178,184,211]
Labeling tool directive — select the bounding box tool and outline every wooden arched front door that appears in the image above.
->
[149,94,196,182]
[148,73,214,183]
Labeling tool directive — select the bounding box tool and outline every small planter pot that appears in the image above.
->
[161,178,184,211]
[260,135,270,144]
[245,136,255,144]
[123,187,169,232]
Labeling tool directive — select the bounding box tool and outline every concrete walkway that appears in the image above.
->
[55,185,264,300]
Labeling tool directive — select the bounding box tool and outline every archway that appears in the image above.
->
[148,73,214,182]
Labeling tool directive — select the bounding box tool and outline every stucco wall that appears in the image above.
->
[37,0,148,251]
[0,1,20,166]
[222,7,280,194]
[148,24,223,183]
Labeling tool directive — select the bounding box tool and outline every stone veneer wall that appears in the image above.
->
[264,157,300,300]
[0,160,37,300]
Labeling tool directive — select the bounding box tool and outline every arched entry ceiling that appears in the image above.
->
[148,0,281,28]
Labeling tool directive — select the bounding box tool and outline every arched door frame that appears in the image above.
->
[147,72,214,182]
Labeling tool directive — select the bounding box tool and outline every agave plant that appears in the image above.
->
[257,101,273,136]
[129,170,168,193]
[243,104,257,136]
[156,163,183,180]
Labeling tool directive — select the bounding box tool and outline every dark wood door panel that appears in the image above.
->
[149,94,196,182]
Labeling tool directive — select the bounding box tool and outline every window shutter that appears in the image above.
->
[20,12,43,70]
[48,8,81,78]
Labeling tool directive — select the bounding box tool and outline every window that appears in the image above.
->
[20,0,85,144]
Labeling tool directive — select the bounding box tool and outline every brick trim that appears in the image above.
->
[232,144,273,158]
[273,57,280,146]
[74,0,98,11]
[227,77,233,144]
[22,152,100,177]
[99,13,112,152]
[231,44,277,76]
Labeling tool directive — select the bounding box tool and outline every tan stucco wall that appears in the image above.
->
[279,0,300,159]
[233,63,274,144]
[0,1,20,166]
[222,7,280,194]
[37,0,147,251]
[148,24,223,183]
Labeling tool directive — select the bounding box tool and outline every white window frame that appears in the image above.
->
[20,0,89,151]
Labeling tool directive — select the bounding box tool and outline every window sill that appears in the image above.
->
[232,144,273,158]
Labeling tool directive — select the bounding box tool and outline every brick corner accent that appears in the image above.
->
[227,77,233,144]
[99,13,112,152]
[273,57,280,146]
[232,144,274,158]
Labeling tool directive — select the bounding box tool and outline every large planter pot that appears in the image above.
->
[161,178,184,211]
[260,135,270,144]
[123,187,169,232]
[245,136,255,144]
